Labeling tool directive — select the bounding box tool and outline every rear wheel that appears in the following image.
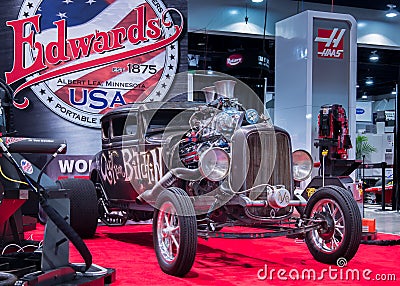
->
[305,185,361,265]
[153,187,197,277]
[57,179,98,238]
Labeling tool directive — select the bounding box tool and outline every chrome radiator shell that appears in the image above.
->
[230,124,294,218]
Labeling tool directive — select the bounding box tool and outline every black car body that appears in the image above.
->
[90,98,361,277]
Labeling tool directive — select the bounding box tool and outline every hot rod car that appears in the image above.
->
[89,91,362,277]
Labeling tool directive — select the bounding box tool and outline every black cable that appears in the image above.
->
[0,78,14,102]
[0,272,17,285]
[361,239,400,246]
[39,196,92,272]
[37,144,66,186]
[0,78,17,135]
[259,0,268,79]
[203,32,209,71]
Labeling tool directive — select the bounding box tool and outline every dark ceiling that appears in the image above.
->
[357,48,400,99]
[296,0,399,11]
[188,33,400,100]
[189,1,400,100]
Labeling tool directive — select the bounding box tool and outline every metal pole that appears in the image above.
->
[394,81,399,211]
[188,73,194,102]
[362,155,365,181]
[322,150,328,187]
[362,155,365,217]
[381,162,386,211]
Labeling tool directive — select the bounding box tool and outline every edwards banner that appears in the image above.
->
[0,0,187,158]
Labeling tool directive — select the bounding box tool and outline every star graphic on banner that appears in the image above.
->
[27,2,33,9]
[161,83,166,88]
[47,97,53,103]
[23,12,29,17]
[169,54,175,60]
[170,45,175,50]
[156,91,161,97]
[166,74,171,79]
[57,12,67,19]
[86,0,96,5]
[168,64,174,70]
[40,89,46,95]
[63,0,74,4]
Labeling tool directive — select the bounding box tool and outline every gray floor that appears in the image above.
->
[364,204,400,235]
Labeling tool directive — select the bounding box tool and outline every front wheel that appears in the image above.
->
[153,187,197,277]
[305,185,361,265]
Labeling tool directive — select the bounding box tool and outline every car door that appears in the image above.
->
[100,112,140,201]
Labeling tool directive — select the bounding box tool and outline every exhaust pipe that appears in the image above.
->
[244,199,307,208]
[136,168,203,204]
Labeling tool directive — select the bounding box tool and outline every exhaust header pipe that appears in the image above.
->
[136,168,203,204]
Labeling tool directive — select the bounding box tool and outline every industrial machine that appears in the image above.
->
[304,104,363,212]
[0,79,114,285]
[314,104,359,176]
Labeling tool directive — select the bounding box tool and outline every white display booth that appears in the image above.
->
[274,11,357,163]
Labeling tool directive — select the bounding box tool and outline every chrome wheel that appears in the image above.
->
[304,186,361,265]
[309,198,345,254]
[157,202,181,263]
[153,188,197,277]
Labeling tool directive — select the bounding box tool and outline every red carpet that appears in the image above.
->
[25,224,400,286]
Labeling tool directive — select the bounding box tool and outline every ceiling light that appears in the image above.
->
[357,22,366,28]
[392,88,397,95]
[386,4,398,18]
[365,77,374,86]
[252,0,264,2]
[369,51,379,62]
[362,93,368,99]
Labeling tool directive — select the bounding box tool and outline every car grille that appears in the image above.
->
[246,131,292,191]
[235,129,293,219]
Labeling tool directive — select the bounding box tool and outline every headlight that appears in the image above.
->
[245,109,259,124]
[199,147,230,181]
[292,150,313,181]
